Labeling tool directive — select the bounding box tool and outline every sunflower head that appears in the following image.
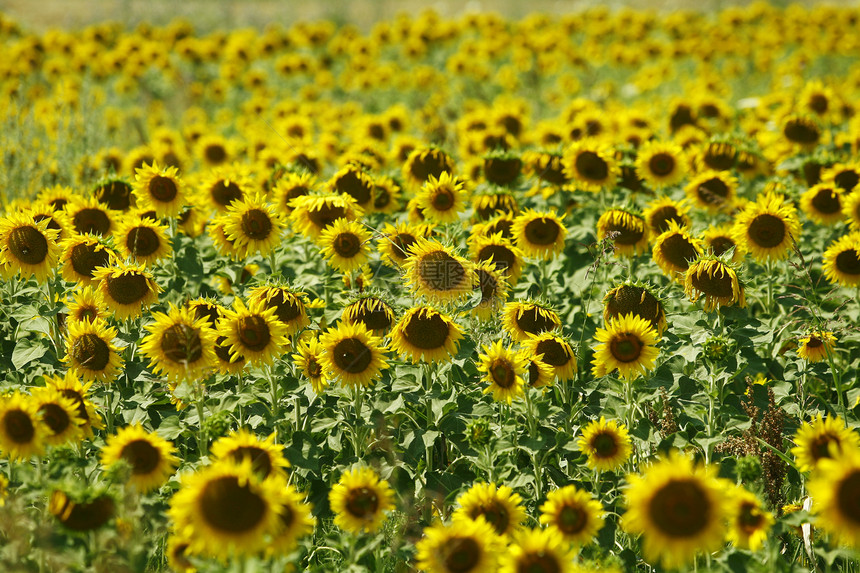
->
[247,284,311,336]
[635,140,688,189]
[292,336,329,393]
[319,321,388,388]
[801,182,844,225]
[453,482,526,538]
[391,306,463,364]
[92,260,161,321]
[50,489,116,532]
[684,170,737,213]
[378,222,432,268]
[578,417,633,471]
[502,300,561,342]
[218,298,290,367]
[403,238,475,304]
[210,429,289,480]
[328,164,375,210]
[732,190,802,262]
[791,414,860,472]
[643,196,691,239]
[113,214,172,265]
[797,330,837,363]
[602,282,666,335]
[684,254,746,312]
[591,313,659,381]
[414,515,503,573]
[416,171,468,224]
[342,294,397,335]
[30,387,85,448]
[596,208,648,257]
[0,212,61,283]
[652,219,703,281]
[100,424,179,493]
[808,446,860,547]
[93,176,136,212]
[222,193,283,259]
[483,150,523,187]
[823,233,860,288]
[500,528,577,573]
[318,217,373,274]
[522,332,577,383]
[141,304,218,383]
[403,146,455,189]
[563,139,618,192]
[472,260,509,320]
[726,486,774,551]
[288,193,363,240]
[64,318,124,384]
[329,467,395,534]
[477,340,527,404]
[511,208,567,260]
[538,484,606,546]
[0,392,47,461]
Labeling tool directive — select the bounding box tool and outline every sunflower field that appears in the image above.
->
[2,2,860,571]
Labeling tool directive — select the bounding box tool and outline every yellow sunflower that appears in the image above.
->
[93,177,136,212]
[563,139,618,192]
[726,486,773,551]
[791,414,860,472]
[684,170,737,213]
[141,304,218,382]
[288,193,363,240]
[26,200,74,242]
[328,163,375,211]
[521,332,577,383]
[453,482,526,538]
[49,489,116,532]
[578,417,633,471]
[59,233,116,286]
[476,340,527,404]
[701,223,744,262]
[808,446,860,548]
[210,429,289,480]
[0,392,47,461]
[92,260,161,321]
[800,183,844,226]
[684,255,746,312]
[403,238,474,304]
[602,282,666,335]
[499,528,577,573]
[64,318,124,383]
[390,306,463,364]
[218,299,290,367]
[416,171,468,224]
[247,284,311,336]
[113,214,172,265]
[414,516,503,573]
[642,196,691,239]
[652,220,703,281]
[166,535,196,573]
[468,232,524,285]
[732,191,802,262]
[266,482,316,557]
[782,114,822,150]
[65,195,117,237]
[272,171,316,215]
[44,371,104,437]
[511,209,567,260]
[318,218,373,274]
[133,161,185,218]
[0,213,61,283]
[213,335,247,375]
[472,260,509,321]
[591,313,659,381]
[292,336,329,393]
[100,424,179,493]
[329,466,396,534]
[521,351,555,389]
[377,222,431,268]
[342,295,397,335]
[371,175,401,214]
[538,485,605,547]
[596,208,648,257]
[198,164,252,212]
[222,193,283,259]
[635,140,688,190]
[472,191,518,222]
[187,297,224,330]
[318,321,388,388]
[842,189,860,230]
[797,330,837,363]
[30,387,84,447]
[403,146,456,190]
[822,233,860,288]
[622,451,730,569]
[501,301,561,342]
[65,285,109,325]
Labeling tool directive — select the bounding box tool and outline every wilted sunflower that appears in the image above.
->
[59,234,116,286]
[521,332,577,383]
[726,486,773,551]
[472,260,509,320]
[603,282,666,335]
[319,321,388,388]
[797,330,837,363]
[0,213,61,283]
[210,429,289,480]
[30,387,84,447]
[289,193,363,240]
[635,140,688,189]
[822,233,860,287]
[222,193,283,259]
[469,232,524,285]
[101,424,179,493]
[732,191,802,262]
[578,417,633,471]
[790,414,860,472]
[808,447,860,548]
[563,139,618,192]
[652,220,703,281]
[403,238,474,304]
[113,214,172,265]
[390,306,463,364]
[65,195,117,237]
[800,183,843,225]
[685,255,746,312]
[318,218,373,274]
[141,304,218,382]
[403,146,456,189]
[50,489,116,532]
[622,451,729,569]
[596,208,648,257]
[499,528,576,573]
[218,299,290,367]
[329,466,395,534]
[133,161,185,218]
[64,318,124,383]
[701,223,743,262]
[45,371,104,437]
[684,170,737,212]
[247,284,310,336]
[92,260,160,321]
[0,392,47,461]
[511,209,567,260]
[476,340,527,404]
[453,482,526,538]
[415,171,468,224]
[502,300,561,342]
[591,313,659,381]
[643,196,691,239]
[414,515,502,573]
[539,485,605,547]
[343,295,396,335]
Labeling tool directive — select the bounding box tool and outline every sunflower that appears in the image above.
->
[213,335,247,375]
[272,171,316,215]
[591,313,659,381]
[199,164,252,212]
[472,191,518,221]
[538,485,605,546]
[59,234,116,286]
[684,170,737,213]
[266,482,316,557]
[49,490,116,532]
[415,171,468,224]
[30,387,84,447]
[790,414,860,472]
[329,466,395,534]
[782,114,822,149]
[222,193,283,259]
[0,213,61,283]
[563,139,618,192]
[92,260,160,321]
[622,451,729,569]
[800,183,844,225]
[843,189,860,230]
[635,140,688,189]
[521,332,577,383]
[64,319,124,383]
[44,371,104,437]
[292,336,329,393]
[328,163,375,211]
[521,351,555,389]
[523,149,571,194]
[177,201,207,238]
[732,191,802,262]
[343,295,396,335]
[578,417,633,471]
[596,208,648,257]
[685,255,746,312]
[652,220,703,281]
[474,213,516,241]
[797,330,837,363]
[0,392,47,461]
[187,297,223,330]
[511,209,567,260]
[499,528,576,573]
[247,284,311,336]
[64,285,109,325]
[643,196,691,239]
[318,218,373,274]
[414,517,502,573]
[166,535,196,573]
[289,193,363,240]
[133,161,185,218]
[501,301,561,342]
[823,162,860,192]
[101,424,179,493]
[453,482,526,538]
[141,304,218,382]
[701,223,743,262]
[65,195,117,237]
[114,214,172,265]
[210,429,289,480]
[726,486,773,551]
[169,458,286,560]
[218,299,290,367]
[403,147,456,189]
[602,282,666,335]
[403,238,474,304]
[378,222,431,268]
[27,201,74,242]
[370,175,401,214]
[476,340,527,404]
[390,306,463,364]
[468,232,524,285]
[472,260,509,320]
[808,446,860,548]
[822,233,860,287]
[319,321,388,388]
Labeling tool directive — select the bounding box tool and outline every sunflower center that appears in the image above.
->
[204,144,227,165]
[834,171,860,192]
[345,486,379,519]
[121,438,162,475]
[592,432,619,457]
[811,433,836,461]
[478,244,516,273]
[230,446,273,478]
[648,153,676,177]
[40,403,71,436]
[527,361,542,386]
[784,119,820,144]
[650,207,684,235]
[417,251,467,292]
[704,147,736,171]
[610,334,643,363]
[748,214,786,249]
[4,410,35,444]
[659,234,698,271]
[403,312,450,350]
[73,208,111,236]
[516,552,562,573]
[431,188,455,211]
[335,171,372,205]
[605,217,644,245]
[524,218,562,246]
[70,243,111,279]
[836,470,860,525]
[836,249,860,276]
[73,333,110,371]
[307,358,323,378]
[126,227,159,257]
[149,175,178,202]
[691,269,736,298]
[806,337,823,349]
[442,536,481,573]
[557,505,588,534]
[515,308,558,337]
[161,324,203,364]
[106,272,150,305]
[95,180,133,211]
[352,305,393,331]
[240,209,273,240]
[535,339,571,367]
[709,236,736,257]
[215,336,244,365]
[200,475,267,533]
[649,479,711,537]
[211,181,242,208]
[470,501,509,535]
[811,188,841,214]
[270,293,302,323]
[332,338,373,374]
[696,178,729,206]
[308,204,347,230]
[409,151,450,182]
[490,359,515,388]
[575,151,608,181]
[738,502,765,533]
[373,186,391,209]
[237,316,271,352]
[334,232,361,258]
[7,226,48,265]
[809,94,829,114]
[391,233,418,260]
[484,157,522,185]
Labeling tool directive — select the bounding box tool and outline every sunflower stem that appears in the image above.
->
[194,389,208,458]
[825,343,848,421]
[765,259,775,315]
[236,374,245,427]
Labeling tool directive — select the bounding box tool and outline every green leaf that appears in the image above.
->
[12,337,49,369]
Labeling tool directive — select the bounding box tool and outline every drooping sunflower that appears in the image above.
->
[329,466,396,534]
[635,140,688,189]
[538,485,605,547]
[472,260,509,320]
[591,313,659,381]
[343,295,397,335]
[684,170,737,213]
[65,195,117,237]
[292,336,329,393]
[621,451,730,569]
[414,516,502,573]
[701,223,743,262]
[141,304,218,382]
[0,392,47,461]
[596,208,649,257]
[790,414,860,472]
[468,232,524,285]
[64,318,124,383]
[289,193,363,240]
[319,321,388,388]
[521,332,577,383]
[563,139,618,192]
[266,482,316,557]
[403,146,456,189]
[822,233,860,287]
[113,214,172,265]
[59,233,116,286]
[403,238,474,304]
[501,301,561,342]
[732,191,802,262]
[133,161,185,218]
[499,528,576,573]
[0,213,61,283]
[30,387,84,447]
[44,371,104,437]
[511,209,567,260]
[476,340,527,404]
[472,191,518,222]
[684,255,746,312]
[800,183,844,225]
[726,486,774,551]
[247,284,310,336]
[92,260,161,321]
[318,218,373,274]
[652,220,703,281]
[390,306,463,364]
[453,482,526,538]
[578,417,633,471]
[807,446,860,548]
[797,330,837,363]
[415,171,468,224]
[602,282,666,335]
[210,429,289,480]
[643,196,691,239]
[218,299,290,367]
[222,193,283,259]
[100,424,179,493]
